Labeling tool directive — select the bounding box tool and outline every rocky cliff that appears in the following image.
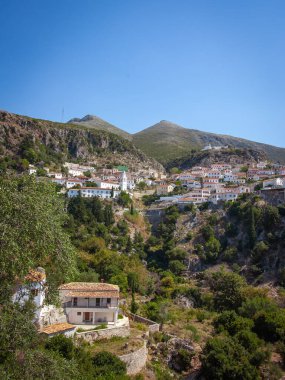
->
[0,111,164,172]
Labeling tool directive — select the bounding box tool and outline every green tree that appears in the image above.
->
[208,270,246,311]
[118,191,131,207]
[201,336,260,380]
[0,175,76,303]
[248,207,256,249]
[104,204,114,226]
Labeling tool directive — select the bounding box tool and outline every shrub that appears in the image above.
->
[45,335,74,360]
[171,348,194,372]
[201,336,260,380]
[208,270,246,311]
[214,310,253,335]
[92,351,127,377]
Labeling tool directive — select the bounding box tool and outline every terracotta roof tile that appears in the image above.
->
[25,269,46,282]
[41,323,75,335]
[65,291,119,298]
[58,282,119,291]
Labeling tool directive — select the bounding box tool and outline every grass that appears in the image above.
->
[89,335,144,356]
[77,323,107,333]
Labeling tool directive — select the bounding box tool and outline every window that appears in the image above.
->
[73,297,78,306]
[96,298,100,307]
[107,298,111,305]
[77,312,81,316]
[31,289,39,297]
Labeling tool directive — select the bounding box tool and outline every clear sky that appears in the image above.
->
[1,0,285,146]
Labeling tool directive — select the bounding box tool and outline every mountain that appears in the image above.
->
[165,147,268,171]
[68,115,131,140]
[0,111,163,172]
[133,120,285,165]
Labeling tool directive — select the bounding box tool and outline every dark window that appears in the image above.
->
[107,298,111,305]
[73,297,78,306]
[96,298,100,307]
[31,289,39,297]
[77,312,81,316]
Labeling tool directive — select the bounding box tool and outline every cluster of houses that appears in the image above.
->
[155,161,285,206]
[29,162,166,199]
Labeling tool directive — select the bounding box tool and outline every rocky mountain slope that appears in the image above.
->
[68,114,131,140]
[133,120,285,165]
[165,147,268,171]
[0,111,163,172]
[68,115,285,167]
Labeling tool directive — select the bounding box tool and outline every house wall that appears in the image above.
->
[65,309,115,324]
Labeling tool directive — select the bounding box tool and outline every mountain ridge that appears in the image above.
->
[68,114,131,140]
[0,111,164,172]
[70,115,285,165]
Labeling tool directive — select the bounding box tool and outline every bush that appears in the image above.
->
[253,310,285,342]
[214,310,253,335]
[201,336,260,380]
[171,348,194,372]
[208,270,246,311]
[92,351,127,377]
[45,335,74,360]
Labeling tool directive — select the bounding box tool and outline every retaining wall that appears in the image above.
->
[129,313,160,332]
[76,325,130,342]
[119,341,148,375]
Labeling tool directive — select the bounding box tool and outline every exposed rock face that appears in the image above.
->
[0,111,164,172]
[39,305,67,327]
[166,148,268,171]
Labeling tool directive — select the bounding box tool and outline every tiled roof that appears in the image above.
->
[41,323,75,335]
[58,282,119,291]
[65,291,119,298]
[25,269,46,282]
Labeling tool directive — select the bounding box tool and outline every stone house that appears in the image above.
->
[59,282,120,325]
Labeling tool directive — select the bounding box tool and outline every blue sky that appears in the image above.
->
[0,0,285,146]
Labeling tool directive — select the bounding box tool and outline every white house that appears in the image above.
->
[90,179,120,190]
[13,267,46,324]
[263,178,285,189]
[28,165,37,175]
[48,172,63,179]
[209,192,239,204]
[59,282,120,325]
[68,187,120,199]
[66,179,85,189]
[256,161,268,169]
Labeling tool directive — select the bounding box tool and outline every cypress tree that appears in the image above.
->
[248,207,256,249]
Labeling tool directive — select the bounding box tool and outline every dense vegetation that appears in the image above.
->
[2,174,285,378]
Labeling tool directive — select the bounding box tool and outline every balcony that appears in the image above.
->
[63,301,117,309]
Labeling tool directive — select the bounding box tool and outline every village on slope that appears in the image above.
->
[27,144,285,207]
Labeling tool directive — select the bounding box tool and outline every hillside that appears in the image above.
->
[0,111,163,172]
[133,120,285,166]
[68,114,131,140]
[165,147,268,171]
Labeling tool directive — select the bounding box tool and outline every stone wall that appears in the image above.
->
[76,325,130,343]
[119,341,148,375]
[129,313,160,332]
